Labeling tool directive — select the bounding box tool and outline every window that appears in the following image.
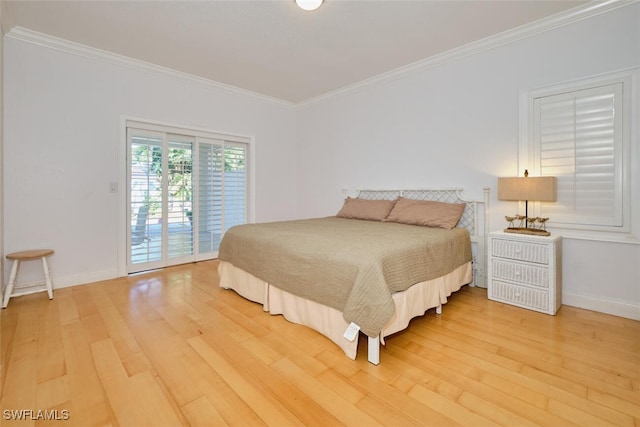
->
[520,71,638,243]
[127,121,249,273]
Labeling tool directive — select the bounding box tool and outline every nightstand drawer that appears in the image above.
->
[491,238,549,265]
[489,280,550,312]
[491,259,549,288]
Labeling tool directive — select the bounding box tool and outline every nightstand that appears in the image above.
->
[487,231,562,315]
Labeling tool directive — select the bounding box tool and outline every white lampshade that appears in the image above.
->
[498,176,557,202]
[295,0,324,11]
[498,170,556,235]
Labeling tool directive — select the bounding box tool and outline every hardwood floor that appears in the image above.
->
[1,260,639,426]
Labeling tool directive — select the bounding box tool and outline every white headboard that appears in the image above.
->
[352,187,490,287]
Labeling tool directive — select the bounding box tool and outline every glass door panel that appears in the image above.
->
[128,130,195,273]
[129,134,164,269]
[166,136,194,262]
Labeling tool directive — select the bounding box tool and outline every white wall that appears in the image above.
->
[3,36,298,288]
[296,4,640,319]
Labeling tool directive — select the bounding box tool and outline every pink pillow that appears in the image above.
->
[384,197,465,229]
[336,197,397,221]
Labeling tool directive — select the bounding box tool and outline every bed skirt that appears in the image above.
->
[218,261,472,361]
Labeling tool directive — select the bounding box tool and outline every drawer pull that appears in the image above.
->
[489,280,551,313]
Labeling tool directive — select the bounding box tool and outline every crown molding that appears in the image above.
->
[5,26,297,110]
[297,0,637,108]
[4,0,635,109]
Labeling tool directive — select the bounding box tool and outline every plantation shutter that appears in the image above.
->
[196,139,247,257]
[197,140,223,255]
[533,83,623,228]
[223,143,248,232]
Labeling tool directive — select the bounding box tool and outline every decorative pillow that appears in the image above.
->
[384,197,465,229]
[336,197,397,221]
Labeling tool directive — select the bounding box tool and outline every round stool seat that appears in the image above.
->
[7,249,54,261]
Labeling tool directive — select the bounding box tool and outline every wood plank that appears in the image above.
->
[195,326,344,426]
[129,371,186,426]
[350,369,462,426]
[355,393,424,427]
[188,335,303,426]
[181,396,229,427]
[407,383,498,426]
[456,391,542,427]
[271,357,382,426]
[35,299,66,384]
[90,338,149,426]
[55,288,80,325]
[386,337,583,426]
[35,375,69,412]
[315,369,366,404]
[395,325,636,426]
[59,321,113,426]
[2,340,38,424]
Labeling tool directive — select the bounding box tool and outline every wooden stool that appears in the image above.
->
[3,249,55,308]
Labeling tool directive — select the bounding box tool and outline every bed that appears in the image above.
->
[217,188,489,364]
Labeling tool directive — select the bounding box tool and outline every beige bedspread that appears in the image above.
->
[218,217,471,337]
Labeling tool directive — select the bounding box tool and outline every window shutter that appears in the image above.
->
[223,143,247,233]
[196,139,247,254]
[534,83,623,227]
[198,140,224,254]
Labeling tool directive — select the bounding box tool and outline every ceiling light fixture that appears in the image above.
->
[295,0,324,11]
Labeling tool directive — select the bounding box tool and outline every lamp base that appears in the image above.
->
[503,227,550,236]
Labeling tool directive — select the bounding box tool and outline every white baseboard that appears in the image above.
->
[2,269,121,295]
[54,269,121,289]
[563,292,640,321]
[1,282,49,299]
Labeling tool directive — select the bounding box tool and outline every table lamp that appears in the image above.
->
[498,169,556,236]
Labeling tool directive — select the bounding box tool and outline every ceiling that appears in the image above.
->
[5,0,592,104]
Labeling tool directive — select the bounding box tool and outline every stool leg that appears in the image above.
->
[42,256,54,300]
[3,260,20,308]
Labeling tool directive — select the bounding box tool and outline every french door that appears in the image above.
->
[127,124,248,274]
